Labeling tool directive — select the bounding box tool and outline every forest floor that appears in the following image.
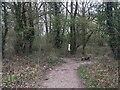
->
[2,48,118,88]
[35,58,93,88]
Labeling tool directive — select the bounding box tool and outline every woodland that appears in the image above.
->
[1,1,119,88]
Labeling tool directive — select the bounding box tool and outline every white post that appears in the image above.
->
[68,44,71,51]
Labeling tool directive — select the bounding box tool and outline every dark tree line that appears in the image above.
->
[1,1,120,60]
[13,2,35,54]
[98,2,120,60]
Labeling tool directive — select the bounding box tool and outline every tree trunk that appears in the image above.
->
[70,2,78,54]
[28,2,35,53]
[43,3,49,37]
[2,3,8,59]
[54,2,62,48]
[70,2,74,54]
[81,2,86,55]
[106,2,117,58]
[14,2,24,54]
[70,2,75,54]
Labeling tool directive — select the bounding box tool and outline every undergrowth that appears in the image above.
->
[79,55,118,88]
[2,50,65,88]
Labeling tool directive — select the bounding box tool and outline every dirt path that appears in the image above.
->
[37,58,93,88]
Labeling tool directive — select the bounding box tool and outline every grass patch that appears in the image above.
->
[42,55,66,71]
[78,56,118,88]
[3,71,37,87]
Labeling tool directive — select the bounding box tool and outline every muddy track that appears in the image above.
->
[36,58,93,88]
